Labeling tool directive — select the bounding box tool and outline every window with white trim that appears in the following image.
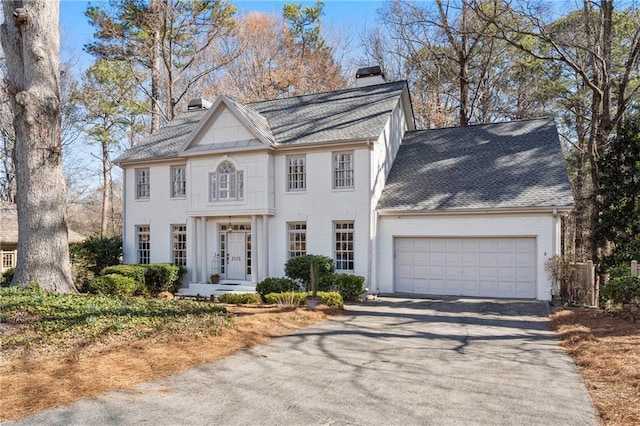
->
[334,221,354,271]
[136,225,150,264]
[288,222,307,258]
[171,224,187,267]
[210,161,244,201]
[287,155,306,192]
[170,166,186,198]
[135,168,150,199]
[333,152,354,189]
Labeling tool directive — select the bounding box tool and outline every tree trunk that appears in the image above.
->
[150,0,161,133]
[1,0,75,293]
[100,137,112,238]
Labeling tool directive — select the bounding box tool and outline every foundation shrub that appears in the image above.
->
[264,291,343,309]
[86,274,137,297]
[284,255,334,291]
[1,267,15,287]
[256,277,298,299]
[600,275,640,305]
[335,274,365,301]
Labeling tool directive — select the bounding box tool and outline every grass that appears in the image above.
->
[550,307,640,425]
[0,287,335,421]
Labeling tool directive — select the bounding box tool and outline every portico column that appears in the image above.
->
[187,217,197,283]
[262,215,269,280]
[200,216,207,283]
[251,215,258,284]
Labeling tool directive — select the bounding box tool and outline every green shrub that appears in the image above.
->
[218,293,262,304]
[256,277,299,299]
[607,265,632,280]
[264,291,344,309]
[141,263,184,294]
[86,274,137,297]
[335,274,365,301]
[72,235,122,275]
[1,267,15,287]
[101,265,148,295]
[600,276,640,305]
[284,255,334,290]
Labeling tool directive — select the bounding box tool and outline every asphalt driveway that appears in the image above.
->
[8,297,597,425]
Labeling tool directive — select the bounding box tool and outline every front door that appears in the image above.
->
[227,232,246,280]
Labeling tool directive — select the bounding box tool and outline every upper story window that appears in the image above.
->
[171,166,186,198]
[210,161,243,201]
[287,155,306,192]
[135,168,150,199]
[333,152,354,189]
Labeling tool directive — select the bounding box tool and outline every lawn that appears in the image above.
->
[550,307,640,425]
[0,287,334,421]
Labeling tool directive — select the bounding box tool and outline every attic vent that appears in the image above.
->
[355,66,386,87]
[188,98,212,111]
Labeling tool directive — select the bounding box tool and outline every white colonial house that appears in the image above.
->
[115,68,574,300]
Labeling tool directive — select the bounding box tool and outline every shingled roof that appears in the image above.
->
[0,202,86,245]
[115,81,408,163]
[377,117,575,212]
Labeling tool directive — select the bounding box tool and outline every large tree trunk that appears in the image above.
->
[150,0,161,133]
[100,137,112,238]
[1,1,75,293]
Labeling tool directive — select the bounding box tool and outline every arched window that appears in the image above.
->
[210,161,243,201]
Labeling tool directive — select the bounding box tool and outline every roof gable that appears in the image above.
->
[179,96,274,155]
[377,118,575,212]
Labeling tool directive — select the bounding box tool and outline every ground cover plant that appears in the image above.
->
[550,307,640,425]
[0,287,337,421]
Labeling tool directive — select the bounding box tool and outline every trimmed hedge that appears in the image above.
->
[284,255,334,290]
[218,293,262,304]
[100,263,185,295]
[86,274,137,297]
[335,274,365,301]
[256,277,298,299]
[600,275,640,305]
[265,291,344,309]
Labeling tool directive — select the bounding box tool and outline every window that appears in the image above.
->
[135,168,150,199]
[136,225,150,264]
[287,155,306,192]
[333,152,354,189]
[210,161,243,201]
[171,166,186,198]
[288,222,307,258]
[171,225,187,267]
[334,222,354,271]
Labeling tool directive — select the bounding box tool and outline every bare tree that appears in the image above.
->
[1,1,75,292]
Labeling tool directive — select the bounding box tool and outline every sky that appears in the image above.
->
[59,0,387,72]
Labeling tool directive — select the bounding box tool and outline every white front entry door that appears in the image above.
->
[227,233,246,280]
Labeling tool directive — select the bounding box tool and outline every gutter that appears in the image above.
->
[377,205,575,216]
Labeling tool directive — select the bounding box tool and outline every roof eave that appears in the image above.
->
[377,205,575,216]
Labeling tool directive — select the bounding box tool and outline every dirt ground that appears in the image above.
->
[0,305,337,422]
[549,308,640,426]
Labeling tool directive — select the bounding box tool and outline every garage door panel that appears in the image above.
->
[395,237,536,299]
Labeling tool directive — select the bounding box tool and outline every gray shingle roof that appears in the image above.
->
[377,118,575,212]
[115,81,408,163]
[0,202,85,244]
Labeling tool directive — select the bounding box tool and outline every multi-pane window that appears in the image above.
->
[136,225,150,264]
[171,224,187,267]
[171,166,186,198]
[288,222,307,258]
[135,168,150,199]
[210,161,243,201]
[334,222,354,271]
[287,155,306,192]
[333,152,354,189]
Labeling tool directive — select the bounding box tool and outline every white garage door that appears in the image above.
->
[395,238,536,299]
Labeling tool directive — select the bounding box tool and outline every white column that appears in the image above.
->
[262,214,269,280]
[187,217,197,283]
[251,215,258,284]
[200,216,207,282]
